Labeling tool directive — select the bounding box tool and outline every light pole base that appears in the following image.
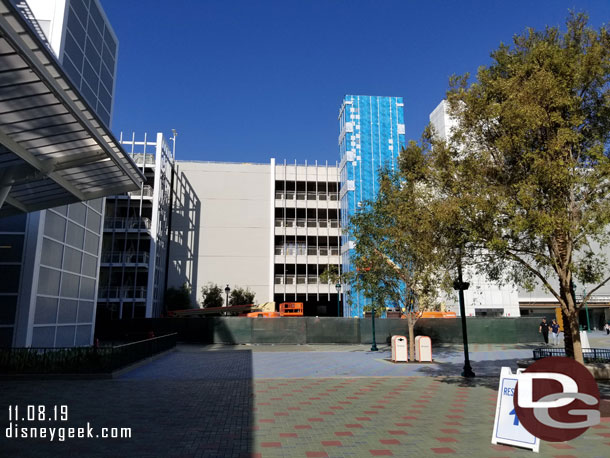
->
[370,343,378,352]
[461,365,476,378]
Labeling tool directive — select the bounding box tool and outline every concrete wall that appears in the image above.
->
[170,161,273,305]
[99,317,542,345]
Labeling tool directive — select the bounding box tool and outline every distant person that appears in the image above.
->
[550,319,560,346]
[605,322,610,335]
[539,317,549,345]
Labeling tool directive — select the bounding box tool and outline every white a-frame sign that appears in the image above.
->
[491,367,540,453]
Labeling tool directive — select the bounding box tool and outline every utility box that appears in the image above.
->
[415,336,432,362]
[391,335,408,362]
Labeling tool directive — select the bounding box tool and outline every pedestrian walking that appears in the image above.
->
[539,317,549,345]
[550,319,560,346]
[605,322,610,335]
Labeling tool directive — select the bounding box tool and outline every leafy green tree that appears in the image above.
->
[164,283,192,311]
[348,160,454,360]
[201,283,224,308]
[437,13,610,363]
[229,287,256,306]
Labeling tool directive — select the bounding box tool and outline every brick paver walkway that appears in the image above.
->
[1,342,609,457]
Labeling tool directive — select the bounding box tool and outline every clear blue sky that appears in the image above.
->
[103,0,610,164]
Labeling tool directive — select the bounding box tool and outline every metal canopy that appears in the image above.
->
[0,0,144,217]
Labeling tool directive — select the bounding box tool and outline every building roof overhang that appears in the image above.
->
[0,0,144,217]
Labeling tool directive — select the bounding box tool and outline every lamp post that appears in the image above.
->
[454,256,475,378]
[224,284,230,308]
[335,282,341,317]
[370,303,379,351]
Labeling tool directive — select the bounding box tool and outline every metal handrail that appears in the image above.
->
[101,251,150,264]
[128,185,154,197]
[533,347,610,362]
[104,217,152,230]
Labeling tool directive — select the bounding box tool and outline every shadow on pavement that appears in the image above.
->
[0,349,254,458]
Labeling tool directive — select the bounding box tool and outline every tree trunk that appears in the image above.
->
[562,309,574,358]
[407,314,416,361]
[560,279,583,364]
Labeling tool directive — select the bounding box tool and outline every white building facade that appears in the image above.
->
[168,159,342,316]
[429,100,521,317]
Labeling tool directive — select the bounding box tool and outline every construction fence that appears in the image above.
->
[97,317,541,345]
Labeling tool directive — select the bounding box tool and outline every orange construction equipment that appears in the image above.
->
[420,311,457,318]
[279,302,304,316]
[245,311,281,318]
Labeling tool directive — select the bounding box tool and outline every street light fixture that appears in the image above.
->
[224,284,230,308]
[335,282,341,317]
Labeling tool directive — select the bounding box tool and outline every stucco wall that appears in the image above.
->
[169,161,272,306]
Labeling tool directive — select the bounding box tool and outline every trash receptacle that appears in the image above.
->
[415,335,432,362]
[391,335,408,362]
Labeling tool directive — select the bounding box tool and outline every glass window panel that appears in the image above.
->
[86,208,101,232]
[61,52,82,89]
[98,85,112,113]
[63,31,84,68]
[88,2,105,37]
[83,40,102,74]
[75,325,92,346]
[63,246,82,273]
[53,205,68,216]
[102,44,115,75]
[80,80,97,110]
[57,299,78,323]
[0,295,17,324]
[0,266,19,293]
[0,234,24,262]
[55,326,76,347]
[68,203,87,226]
[84,231,99,255]
[31,326,55,347]
[79,277,95,300]
[0,213,26,232]
[37,267,60,296]
[34,296,58,325]
[67,6,86,44]
[104,30,117,56]
[82,253,97,277]
[0,327,13,347]
[88,198,103,213]
[41,237,63,269]
[77,301,94,322]
[69,0,89,29]
[98,105,111,126]
[60,272,79,298]
[66,222,85,249]
[44,212,66,242]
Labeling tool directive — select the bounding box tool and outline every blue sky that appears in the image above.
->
[103,0,610,164]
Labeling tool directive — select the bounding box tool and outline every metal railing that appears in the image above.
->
[274,275,337,285]
[275,246,340,256]
[101,252,150,264]
[98,286,148,299]
[128,185,154,198]
[533,347,610,363]
[104,217,152,230]
[275,192,339,201]
[0,333,177,374]
[130,153,155,166]
[274,219,340,229]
